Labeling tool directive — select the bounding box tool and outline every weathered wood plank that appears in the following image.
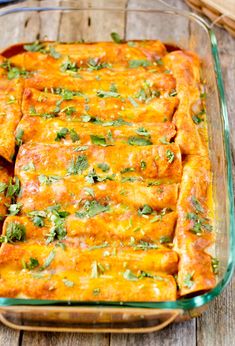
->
[22,331,110,346]
[110,320,196,346]
[0,323,20,345]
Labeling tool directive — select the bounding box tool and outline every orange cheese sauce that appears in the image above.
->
[0,39,215,301]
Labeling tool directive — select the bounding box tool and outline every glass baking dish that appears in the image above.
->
[0,0,234,333]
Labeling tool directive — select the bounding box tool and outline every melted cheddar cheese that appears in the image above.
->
[0,39,215,301]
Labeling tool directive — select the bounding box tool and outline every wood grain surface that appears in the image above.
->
[0,0,234,345]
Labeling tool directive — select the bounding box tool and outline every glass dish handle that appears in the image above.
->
[0,306,182,333]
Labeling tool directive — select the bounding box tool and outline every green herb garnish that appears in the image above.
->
[15,128,24,146]
[6,177,21,201]
[128,136,152,146]
[67,155,89,175]
[0,182,7,194]
[128,59,151,68]
[186,212,212,235]
[22,161,35,172]
[76,200,110,219]
[138,204,153,216]
[23,257,39,270]
[0,222,26,243]
[91,261,105,278]
[97,163,110,172]
[135,127,150,137]
[90,135,109,146]
[28,210,47,227]
[46,206,69,244]
[123,269,138,281]
[128,96,138,107]
[183,272,194,288]
[40,250,55,270]
[97,90,120,98]
[38,175,60,185]
[24,41,44,52]
[87,58,110,71]
[61,57,78,72]
[88,241,109,251]
[191,196,205,213]
[121,167,135,174]
[159,136,169,144]
[7,202,22,216]
[85,169,115,184]
[110,32,123,43]
[166,149,174,163]
[0,60,29,80]
[160,236,172,244]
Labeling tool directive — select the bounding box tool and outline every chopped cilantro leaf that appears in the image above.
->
[84,187,95,197]
[97,90,120,98]
[38,175,60,185]
[46,206,69,244]
[24,41,45,52]
[138,204,153,216]
[110,32,123,43]
[55,127,69,141]
[67,155,89,175]
[183,273,194,288]
[76,200,110,219]
[121,176,139,183]
[7,202,22,216]
[191,196,205,213]
[90,134,108,146]
[160,235,172,244]
[48,45,61,59]
[22,161,35,171]
[87,58,110,71]
[85,169,115,184]
[0,182,7,194]
[121,167,135,174]
[128,136,152,146]
[40,250,55,270]
[23,257,39,270]
[128,60,151,68]
[28,210,47,227]
[61,57,78,72]
[140,161,146,170]
[159,136,169,144]
[135,127,150,137]
[131,240,159,250]
[0,222,26,243]
[166,149,174,163]
[69,128,80,142]
[91,261,105,278]
[128,96,138,107]
[88,241,109,251]
[97,163,110,172]
[123,269,138,281]
[15,128,24,146]
[186,212,212,235]
[0,60,29,80]
[6,177,21,201]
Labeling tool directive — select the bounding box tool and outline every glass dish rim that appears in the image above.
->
[0,3,234,311]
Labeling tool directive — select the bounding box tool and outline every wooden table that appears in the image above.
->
[0,0,234,345]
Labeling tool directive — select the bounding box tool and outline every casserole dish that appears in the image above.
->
[0,0,233,333]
